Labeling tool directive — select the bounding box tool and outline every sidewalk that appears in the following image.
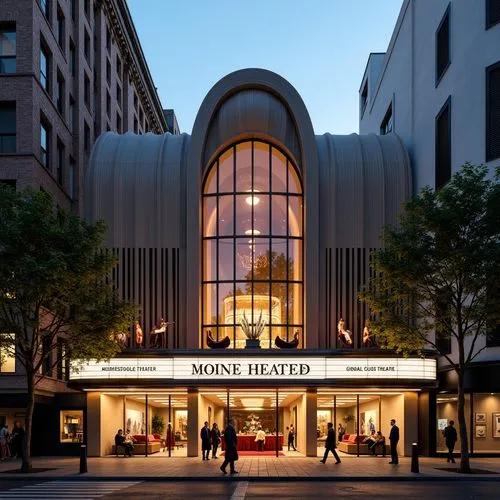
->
[1,455,500,481]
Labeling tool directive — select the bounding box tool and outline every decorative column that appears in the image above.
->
[187,388,199,457]
[305,388,318,457]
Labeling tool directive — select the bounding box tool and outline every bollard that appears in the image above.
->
[411,442,419,473]
[80,445,88,474]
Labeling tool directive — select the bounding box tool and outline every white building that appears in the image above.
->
[360,0,500,455]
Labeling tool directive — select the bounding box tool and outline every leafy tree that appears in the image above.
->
[0,186,136,472]
[360,164,500,473]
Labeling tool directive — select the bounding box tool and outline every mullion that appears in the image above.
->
[251,141,254,332]
[286,158,289,341]
[216,159,219,341]
[232,145,236,349]
[268,144,272,348]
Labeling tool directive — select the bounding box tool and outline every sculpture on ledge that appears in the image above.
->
[275,330,299,349]
[241,311,266,349]
[206,330,231,349]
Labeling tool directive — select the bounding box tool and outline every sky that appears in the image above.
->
[127,0,403,135]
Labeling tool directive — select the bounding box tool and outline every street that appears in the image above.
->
[0,480,499,499]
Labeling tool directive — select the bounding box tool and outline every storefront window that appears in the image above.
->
[436,393,471,453]
[202,140,304,349]
[472,393,500,452]
[60,410,84,443]
[0,333,15,373]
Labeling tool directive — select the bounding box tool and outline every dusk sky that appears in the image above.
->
[127,0,403,135]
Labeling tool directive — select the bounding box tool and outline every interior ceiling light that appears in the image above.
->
[245,189,260,206]
[245,229,261,235]
[241,398,265,408]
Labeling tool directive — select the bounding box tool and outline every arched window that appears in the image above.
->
[202,140,303,348]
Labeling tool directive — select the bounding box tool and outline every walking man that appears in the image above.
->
[220,419,238,474]
[443,420,458,463]
[200,421,211,461]
[388,419,399,464]
[320,422,341,464]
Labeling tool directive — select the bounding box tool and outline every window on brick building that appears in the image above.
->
[435,96,451,189]
[106,25,111,52]
[56,139,64,185]
[40,0,50,20]
[116,83,121,108]
[116,55,122,79]
[380,103,393,135]
[0,22,16,74]
[84,72,90,109]
[0,334,15,373]
[486,0,500,29]
[436,4,451,85]
[486,60,500,162]
[40,119,50,168]
[106,58,111,85]
[84,0,90,20]
[69,39,76,76]
[40,43,50,91]
[106,91,111,118]
[133,92,138,111]
[116,112,122,133]
[0,102,16,153]
[56,71,65,115]
[57,5,65,49]
[84,30,90,65]
[69,94,75,131]
[68,155,75,199]
[84,121,90,153]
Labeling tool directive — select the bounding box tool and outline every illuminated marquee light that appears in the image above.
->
[69,357,436,381]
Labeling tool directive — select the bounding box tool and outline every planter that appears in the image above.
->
[245,338,261,349]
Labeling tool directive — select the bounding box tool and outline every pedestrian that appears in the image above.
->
[220,419,238,474]
[287,425,296,451]
[388,419,399,464]
[10,421,24,459]
[200,421,211,460]
[114,429,133,457]
[320,422,341,464]
[255,426,266,452]
[0,423,10,461]
[211,422,221,459]
[443,420,457,463]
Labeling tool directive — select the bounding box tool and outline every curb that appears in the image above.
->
[1,474,500,482]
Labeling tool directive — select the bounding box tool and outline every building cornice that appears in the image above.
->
[100,0,168,133]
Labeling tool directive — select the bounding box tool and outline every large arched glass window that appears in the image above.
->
[202,140,303,349]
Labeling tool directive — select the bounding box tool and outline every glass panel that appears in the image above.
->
[253,194,269,235]
[218,239,234,281]
[288,197,303,237]
[271,282,287,325]
[271,326,285,346]
[218,148,234,193]
[203,197,217,237]
[287,283,302,325]
[235,142,252,193]
[288,163,301,194]
[253,141,270,192]
[436,393,471,453]
[0,29,16,56]
[289,239,302,282]
[60,410,84,443]
[204,162,217,194]
[253,282,270,323]
[473,393,500,452]
[270,239,287,280]
[272,195,287,236]
[203,239,216,282]
[218,195,234,237]
[0,333,15,372]
[203,283,217,324]
[252,239,270,281]
[288,326,303,347]
[203,326,218,346]
[235,238,252,281]
[218,282,235,325]
[235,194,253,237]
[271,147,287,192]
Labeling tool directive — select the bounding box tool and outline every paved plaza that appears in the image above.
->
[1,455,499,481]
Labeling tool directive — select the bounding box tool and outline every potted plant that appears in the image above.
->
[240,311,266,349]
[152,414,165,436]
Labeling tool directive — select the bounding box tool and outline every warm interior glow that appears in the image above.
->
[244,229,261,235]
[241,398,265,408]
[245,195,260,206]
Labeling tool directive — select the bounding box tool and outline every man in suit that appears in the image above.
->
[320,422,341,464]
[388,419,399,464]
[443,420,458,463]
[220,419,238,474]
[200,421,211,461]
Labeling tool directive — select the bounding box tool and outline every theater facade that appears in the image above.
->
[73,68,440,458]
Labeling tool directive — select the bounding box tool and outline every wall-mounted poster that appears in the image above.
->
[125,408,145,435]
[493,413,500,438]
[437,419,448,431]
[475,424,487,438]
[475,412,487,424]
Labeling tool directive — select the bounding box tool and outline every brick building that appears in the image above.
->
[0,0,170,214]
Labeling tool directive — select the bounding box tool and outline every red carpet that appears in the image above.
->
[221,451,285,457]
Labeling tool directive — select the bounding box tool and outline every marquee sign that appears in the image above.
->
[69,356,436,381]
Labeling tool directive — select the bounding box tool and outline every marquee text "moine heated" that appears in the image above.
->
[192,363,311,376]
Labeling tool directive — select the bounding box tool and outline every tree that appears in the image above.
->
[360,164,500,473]
[0,186,136,472]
